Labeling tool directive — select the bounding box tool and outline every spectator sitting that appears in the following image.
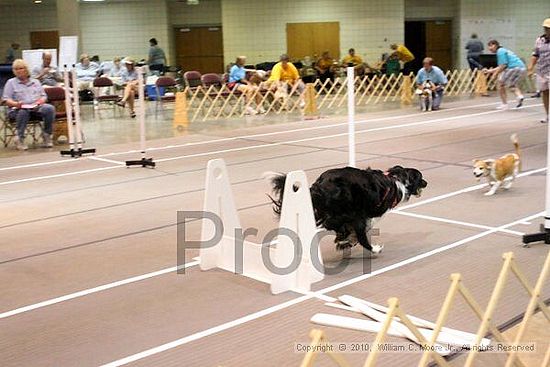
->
[31,51,61,87]
[267,54,305,106]
[465,33,484,70]
[75,53,100,90]
[228,56,265,115]
[109,57,125,78]
[415,57,448,111]
[1,59,56,150]
[315,51,336,83]
[116,58,139,118]
[342,48,366,75]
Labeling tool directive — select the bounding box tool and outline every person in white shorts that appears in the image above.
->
[485,40,526,110]
[528,18,550,123]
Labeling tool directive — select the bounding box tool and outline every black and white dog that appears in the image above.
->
[415,80,435,112]
[267,166,427,254]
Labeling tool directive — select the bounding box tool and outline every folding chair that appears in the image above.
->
[155,76,178,117]
[93,77,120,116]
[0,101,44,148]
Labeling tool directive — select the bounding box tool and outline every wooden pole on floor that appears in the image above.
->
[303,83,319,120]
[400,74,413,105]
[173,91,189,133]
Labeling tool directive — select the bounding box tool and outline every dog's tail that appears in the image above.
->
[511,133,521,171]
[263,171,287,216]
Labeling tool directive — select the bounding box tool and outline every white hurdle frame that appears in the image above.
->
[347,67,356,167]
[199,158,324,294]
[523,72,550,245]
[125,67,155,168]
[60,65,95,158]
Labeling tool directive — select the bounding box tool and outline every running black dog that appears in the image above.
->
[268,166,427,254]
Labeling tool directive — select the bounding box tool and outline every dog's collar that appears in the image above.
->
[379,173,401,209]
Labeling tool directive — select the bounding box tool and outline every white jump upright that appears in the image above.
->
[60,65,96,158]
[199,158,324,294]
[523,73,550,245]
[125,67,155,168]
[347,66,356,167]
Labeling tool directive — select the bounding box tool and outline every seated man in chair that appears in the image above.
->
[267,54,305,107]
[2,59,55,150]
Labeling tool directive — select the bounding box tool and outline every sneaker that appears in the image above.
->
[496,103,509,110]
[42,133,53,148]
[299,100,306,108]
[14,136,28,151]
[541,117,549,124]
[258,107,266,114]
[130,111,136,118]
[245,106,257,115]
[515,96,524,108]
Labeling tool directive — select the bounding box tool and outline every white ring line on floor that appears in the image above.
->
[0,99,525,172]
[89,156,126,165]
[0,261,200,320]
[1,105,531,185]
[154,106,539,163]
[100,210,544,367]
[393,210,524,236]
[0,166,544,320]
[0,165,122,186]
[97,100,506,158]
[396,167,548,212]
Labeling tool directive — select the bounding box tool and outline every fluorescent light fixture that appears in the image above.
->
[187,0,199,4]
[81,0,106,2]
[34,0,42,3]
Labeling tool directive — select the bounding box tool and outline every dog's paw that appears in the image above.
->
[371,244,384,254]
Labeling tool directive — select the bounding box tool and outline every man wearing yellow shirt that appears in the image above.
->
[390,43,415,73]
[269,54,301,84]
[342,48,365,75]
[268,54,305,106]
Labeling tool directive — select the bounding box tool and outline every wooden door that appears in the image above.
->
[287,22,340,60]
[174,26,223,73]
[30,31,59,49]
[425,20,452,71]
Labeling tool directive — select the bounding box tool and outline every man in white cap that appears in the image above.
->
[528,18,550,123]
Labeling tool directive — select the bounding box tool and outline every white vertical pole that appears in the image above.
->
[137,67,146,158]
[62,67,75,149]
[545,73,550,230]
[70,66,83,149]
[347,66,356,167]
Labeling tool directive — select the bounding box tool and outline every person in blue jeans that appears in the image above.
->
[485,39,526,110]
[2,59,55,151]
[415,57,448,110]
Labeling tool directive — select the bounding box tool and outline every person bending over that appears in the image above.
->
[415,57,448,111]
[485,40,526,110]
[2,59,55,150]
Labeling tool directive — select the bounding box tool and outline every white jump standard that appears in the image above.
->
[125,66,155,168]
[60,65,96,158]
[198,158,324,294]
